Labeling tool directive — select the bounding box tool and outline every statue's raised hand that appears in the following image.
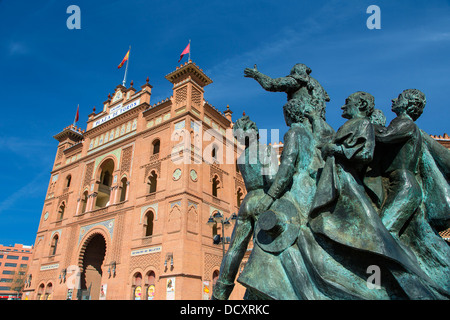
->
[244,64,259,78]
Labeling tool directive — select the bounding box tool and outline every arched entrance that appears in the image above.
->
[78,234,106,300]
[95,159,115,209]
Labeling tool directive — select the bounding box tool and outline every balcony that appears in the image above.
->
[90,206,109,216]
[98,183,111,195]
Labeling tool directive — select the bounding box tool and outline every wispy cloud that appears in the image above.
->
[0,136,53,159]
[204,1,357,97]
[7,42,29,56]
[0,170,48,215]
[421,32,450,42]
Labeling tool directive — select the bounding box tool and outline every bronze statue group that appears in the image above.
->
[212,64,450,300]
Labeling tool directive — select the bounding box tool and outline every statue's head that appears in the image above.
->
[283,98,309,126]
[342,91,375,120]
[370,108,386,126]
[392,89,426,121]
[233,114,259,147]
[290,63,312,76]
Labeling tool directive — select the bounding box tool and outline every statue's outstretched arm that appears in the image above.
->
[244,67,298,93]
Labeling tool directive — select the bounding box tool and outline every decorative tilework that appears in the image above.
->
[209,205,221,216]
[51,229,62,239]
[78,218,115,244]
[174,120,185,130]
[140,203,158,223]
[188,201,198,209]
[170,201,181,208]
[93,148,122,174]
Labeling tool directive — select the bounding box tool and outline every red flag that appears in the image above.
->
[118,49,130,69]
[74,104,79,123]
[178,42,190,62]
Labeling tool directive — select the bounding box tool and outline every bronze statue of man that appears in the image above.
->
[375,89,426,235]
[211,115,274,300]
[236,96,328,300]
[309,91,443,299]
[373,89,450,296]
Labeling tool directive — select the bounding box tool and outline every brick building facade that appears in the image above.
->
[0,244,33,300]
[23,61,249,300]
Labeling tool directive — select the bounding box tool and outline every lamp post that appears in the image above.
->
[206,211,237,257]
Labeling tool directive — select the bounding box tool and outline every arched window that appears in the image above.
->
[212,176,220,197]
[45,283,53,300]
[120,177,128,202]
[95,159,115,209]
[102,170,111,186]
[237,188,243,207]
[133,272,143,300]
[152,139,160,155]
[57,203,65,220]
[81,191,88,214]
[146,271,156,300]
[144,211,154,237]
[148,171,158,194]
[211,219,218,239]
[50,234,59,256]
[211,144,220,164]
[212,270,220,293]
[37,283,45,300]
[65,175,72,188]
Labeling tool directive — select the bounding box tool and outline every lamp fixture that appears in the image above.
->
[164,252,174,270]
[212,211,223,223]
[206,211,238,256]
[206,216,216,227]
[108,261,116,278]
[59,269,67,283]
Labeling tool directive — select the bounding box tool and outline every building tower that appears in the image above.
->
[23,61,248,300]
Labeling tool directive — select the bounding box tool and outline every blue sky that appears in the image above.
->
[0,0,449,245]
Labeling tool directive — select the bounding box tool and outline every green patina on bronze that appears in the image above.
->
[212,64,450,300]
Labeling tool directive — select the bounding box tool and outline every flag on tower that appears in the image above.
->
[118,46,131,87]
[74,104,79,125]
[118,49,130,69]
[178,41,190,62]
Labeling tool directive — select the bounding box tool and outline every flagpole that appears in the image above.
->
[188,39,191,61]
[122,45,131,87]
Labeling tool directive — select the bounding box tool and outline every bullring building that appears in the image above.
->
[23,61,250,300]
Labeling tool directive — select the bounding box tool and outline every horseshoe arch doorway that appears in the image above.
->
[78,233,107,300]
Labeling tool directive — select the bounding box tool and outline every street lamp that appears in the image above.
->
[212,211,223,222]
[206,211,237,256]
